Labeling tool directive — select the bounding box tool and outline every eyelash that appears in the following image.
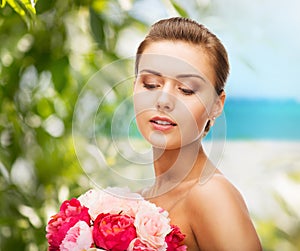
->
[142,82,195,95]
[178,87,195,95]
[143,82,159,89]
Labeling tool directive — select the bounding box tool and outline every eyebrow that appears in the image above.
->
[176,73,206,82]
[139,69,206,82]
[140,69,162,76]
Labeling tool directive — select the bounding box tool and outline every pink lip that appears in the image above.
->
[149,116,177,131]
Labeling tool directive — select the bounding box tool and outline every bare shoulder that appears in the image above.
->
[188,174,248,214]
[185,174,262,251]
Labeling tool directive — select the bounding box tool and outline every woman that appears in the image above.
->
[133,17,262,250]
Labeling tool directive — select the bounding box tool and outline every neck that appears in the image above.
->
[149,140,214,197]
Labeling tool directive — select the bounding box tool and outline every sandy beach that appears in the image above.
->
[214,140,300,229]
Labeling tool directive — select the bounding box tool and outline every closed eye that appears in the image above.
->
[179,87,195,95]
[143,83,159,89]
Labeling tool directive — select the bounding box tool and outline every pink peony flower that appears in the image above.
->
[93,213,137,251]
[60,221,93,251]
[165,225,187,251]
[46,198,90,251]
[78,188,141,220]
[134,202,171,250]
[47,188,187,251]
[77,189,104,213]
[128,238,157,251]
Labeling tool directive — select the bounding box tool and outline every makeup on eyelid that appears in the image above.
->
[138,72,205,95]
[142,80,198,96]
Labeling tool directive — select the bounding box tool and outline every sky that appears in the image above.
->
[124,0,300,100]
[211,0,300,100]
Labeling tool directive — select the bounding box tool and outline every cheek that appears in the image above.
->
[133,89,153,133]
[133,88,154,114]
[134,112,147,139]
[193,104,209,127]
[176,101,209,141]
[194,109,209,137]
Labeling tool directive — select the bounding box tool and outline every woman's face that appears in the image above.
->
[134,40,223,150]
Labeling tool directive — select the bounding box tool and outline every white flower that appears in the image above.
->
[78,188,142,219]
[59,221,93,251]
[134,201,171,250]
[78,189,105,209]
[104,186,143,200]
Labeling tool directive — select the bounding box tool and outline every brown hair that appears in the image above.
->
[135,17,230,95]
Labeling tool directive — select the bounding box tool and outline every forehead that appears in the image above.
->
[138,41,214,84]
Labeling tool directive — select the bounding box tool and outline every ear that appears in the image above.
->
[210,91,226,126]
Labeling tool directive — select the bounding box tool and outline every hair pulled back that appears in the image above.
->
[135,17,230,95]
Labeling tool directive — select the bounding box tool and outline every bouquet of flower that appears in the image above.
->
[46,187,187,251]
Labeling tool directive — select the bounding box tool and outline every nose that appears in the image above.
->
[156,85,175,112]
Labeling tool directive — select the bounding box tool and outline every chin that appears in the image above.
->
[146,134,181,150]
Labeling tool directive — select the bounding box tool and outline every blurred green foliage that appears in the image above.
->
[1,0,37,26]
[0,0,150,249]
[0,0,299,250]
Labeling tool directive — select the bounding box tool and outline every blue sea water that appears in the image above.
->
[128,98,300,140]
[223,98,300,140]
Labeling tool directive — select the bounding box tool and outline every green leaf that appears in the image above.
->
[36,98,53,118]
[3,0,37,28]
[170,0,188,17]
[1,0,7,8]
[92,0,108,12]
[50,56,69,92]
[89,7,106,49]
[6,0,36,16]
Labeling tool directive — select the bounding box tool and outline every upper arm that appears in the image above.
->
[187,176,262,251]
